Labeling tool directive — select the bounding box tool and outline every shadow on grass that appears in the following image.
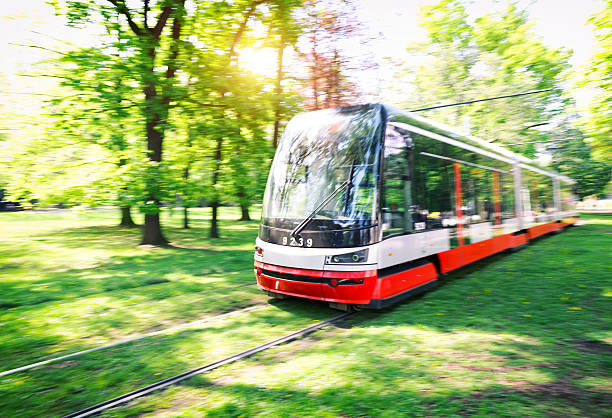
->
[179,376,611,417]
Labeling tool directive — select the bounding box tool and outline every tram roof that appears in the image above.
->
[378,104,575,184]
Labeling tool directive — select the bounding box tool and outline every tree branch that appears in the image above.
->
[144,0,150,29]
[165,1,185,79]
[228,0,268,63]
[9,43,68,56]
[151,5,173,39]
[106,0,143,36]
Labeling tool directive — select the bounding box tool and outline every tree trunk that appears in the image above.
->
[272,32,285,149]
[311,16,320,111]
[236,187,251,221]
[140,109,168,245]
[210,132,223,238]
[332,49,340,107]
[312,53,319,110]
[239,202,251,221]
[119,206,137,227]
[183,158,191,229]
[136,4,183,245]
[141,213,168,245]
[139,43,168,245]
[210,203,219,238]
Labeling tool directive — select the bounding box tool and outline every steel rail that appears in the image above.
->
[64,311,354,418]
[0,303,264,378]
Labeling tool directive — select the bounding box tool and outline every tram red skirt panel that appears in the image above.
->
[508,232,528,248]
[463,235,509,265]
[438,234,511,273]
[321,277,378,304]
[527,221,562,239]
[373,262,438,300]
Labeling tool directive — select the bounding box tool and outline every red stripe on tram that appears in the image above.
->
[454,162,465,247]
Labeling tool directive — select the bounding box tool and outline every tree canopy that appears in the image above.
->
[1,0,610,246]
[402,0,571,156]
[580,0,612,164]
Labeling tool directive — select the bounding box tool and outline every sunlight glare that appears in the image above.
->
[238,47,277,76]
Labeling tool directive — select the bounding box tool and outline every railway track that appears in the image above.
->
[0,303,265,378]
[64,311,354,418]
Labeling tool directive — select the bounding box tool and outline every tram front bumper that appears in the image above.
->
[254,261,377,304]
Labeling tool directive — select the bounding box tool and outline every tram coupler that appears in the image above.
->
[329,302,353,312]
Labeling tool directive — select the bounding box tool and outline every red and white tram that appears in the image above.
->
[254,104,577,310]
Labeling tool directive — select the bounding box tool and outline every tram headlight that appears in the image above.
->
[325,249,368,264]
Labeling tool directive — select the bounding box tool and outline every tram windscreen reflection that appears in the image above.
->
[262,106,382,232]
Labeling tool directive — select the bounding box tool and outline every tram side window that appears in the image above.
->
[525,171,554,215]
[382,125,412,237]
[461,162,492,224]
[499,173,516,219]
[475,154,515,222]
[411,134,453,231]
[561,181,576,212]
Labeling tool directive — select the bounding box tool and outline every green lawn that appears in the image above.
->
[0,208,268,366]
[0,210,610,417]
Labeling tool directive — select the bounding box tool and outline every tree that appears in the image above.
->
[50,33,145,227]
[580,0,612,164]
[187,0,271,237]
[402,0,571,157]
[298,0,370,110]
[10,0,309,241]
[549,120,611,199]
[267,0,302,148]
[54,0,187,245]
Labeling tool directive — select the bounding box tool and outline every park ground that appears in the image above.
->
[0,209,610,417]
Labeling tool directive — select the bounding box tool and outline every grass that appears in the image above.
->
[0,210,610,416]
[0,208,271,366]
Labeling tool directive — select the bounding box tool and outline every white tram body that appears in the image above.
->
[254,104,577,309]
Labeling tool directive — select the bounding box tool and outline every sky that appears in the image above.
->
[357,0,603,67]
[0,0,606,113]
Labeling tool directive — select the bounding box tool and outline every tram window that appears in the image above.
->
[524,171,554,216]
[461,164,492,224]
[475,154,516,223]
[411,134,453,231]
[561,182,576,212]
[382,125,412,236]
[499,172,516,219]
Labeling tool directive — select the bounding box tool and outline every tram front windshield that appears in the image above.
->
[262,106,382,239]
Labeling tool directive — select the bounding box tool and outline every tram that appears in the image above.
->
[254,104,577,310]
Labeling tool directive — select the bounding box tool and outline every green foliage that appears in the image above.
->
[404,1,571,157]
[579,0,612,164]
[550,120,611,199]
[3,0,307,238]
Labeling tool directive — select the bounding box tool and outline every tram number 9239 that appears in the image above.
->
[281,236,313,247]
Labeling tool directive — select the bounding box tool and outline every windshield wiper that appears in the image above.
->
[290,179,350,238]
